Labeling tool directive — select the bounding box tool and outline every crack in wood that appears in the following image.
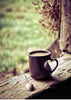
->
[67,69,71,73]
[58,73,62,76]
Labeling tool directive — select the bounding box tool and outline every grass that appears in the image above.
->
[0,0,57,73]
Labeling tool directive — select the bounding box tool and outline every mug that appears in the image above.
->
[29,50,58,80]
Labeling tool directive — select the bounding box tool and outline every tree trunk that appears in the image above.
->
[60,0,71,53]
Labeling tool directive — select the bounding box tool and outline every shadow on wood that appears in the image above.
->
[30,77,71,99]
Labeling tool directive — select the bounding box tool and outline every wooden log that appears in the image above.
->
[60,0,71,53]
[0,53,71,99]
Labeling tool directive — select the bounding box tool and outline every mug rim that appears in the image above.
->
[29,50,51,57]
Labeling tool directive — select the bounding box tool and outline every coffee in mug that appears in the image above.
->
[31,52,49,56]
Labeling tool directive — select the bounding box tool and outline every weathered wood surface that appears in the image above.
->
[0,53,71,99]
[52,53,71,80]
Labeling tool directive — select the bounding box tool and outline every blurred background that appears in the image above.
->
[0,0,57,80]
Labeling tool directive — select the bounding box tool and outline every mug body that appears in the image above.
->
[29,50,51,79]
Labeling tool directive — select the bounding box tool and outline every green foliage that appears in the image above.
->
[0,0,57,73]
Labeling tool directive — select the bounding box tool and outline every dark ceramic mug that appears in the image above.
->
[29,50,58,80]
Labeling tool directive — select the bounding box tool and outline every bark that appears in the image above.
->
[60,0,71,53]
